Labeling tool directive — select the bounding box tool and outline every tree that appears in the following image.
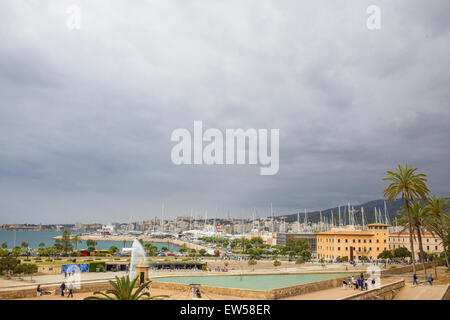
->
[0,256,19,276]
[393,247,411,259]
[38,242,45,248]
[14,263,38,280]
[359,256,369,262]
[109,246,119,255]
[273,259,281,267]
[86,239,97,249]
[383,163,430,274]
[72,235,81,251]
[144,244,158,257]
[378,249,393,260]
[161,246,169,253]
[61,229,73,256]
[21,241,29,255]
[398,201,428,278]
[12,246,22,257]
[424,196,450,269]
[1,242,7,249]
[84,276,168,300]
[179,247,187,254]
[248,259,257,266]
[300,250,311,261]
[122,240,127,249]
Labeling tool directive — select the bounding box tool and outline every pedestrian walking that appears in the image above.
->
[68,283,73,298]
[413,273,418,286]
[60,282,66,297]
[428,275,433,286]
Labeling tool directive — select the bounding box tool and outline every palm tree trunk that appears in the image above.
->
[405,198,416,274]
[416,226,427,281]
[444,245,449,270]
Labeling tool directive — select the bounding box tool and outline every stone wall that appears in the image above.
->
[266,275,354,299]
[149,281,267,299]
[441,284,450,300]
[381,261,443,276]
[339,280,405,300]
[37,264,62,274]
[0,281,113,300]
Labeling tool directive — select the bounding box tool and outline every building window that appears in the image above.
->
[338,239,341,243]
[435,246,438,250]
[377,248,379,251]
[384,240,386,243]
[364,239,366,243]
[345,247,348,251]
[345,239,348,243]
[369,240,372,243]
[377,239,379,243]
[338,247,340,251]
[358,239,361,243]
[353,239,355,243]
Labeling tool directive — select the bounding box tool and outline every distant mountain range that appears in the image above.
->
[281,199,427,225]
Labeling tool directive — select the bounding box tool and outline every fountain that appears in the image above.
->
[129,238,148,281]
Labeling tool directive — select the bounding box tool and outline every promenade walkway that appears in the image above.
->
[393,284,447,300]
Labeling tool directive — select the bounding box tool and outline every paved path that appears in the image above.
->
[393,284,447,300]
[281,279,394,300]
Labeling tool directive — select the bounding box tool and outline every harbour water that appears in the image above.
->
[0,230,179,251]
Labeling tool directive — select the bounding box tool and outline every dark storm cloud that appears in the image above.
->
[0,0,449,223]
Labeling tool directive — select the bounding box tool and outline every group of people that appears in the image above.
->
[213,266,228,272]
[412,273,434,286]
[342,273,375,291]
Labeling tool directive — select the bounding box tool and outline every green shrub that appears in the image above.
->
[89,261,106,272]
[248,259,257,266]
[273,259,281,267]
[295,257,305,264]
[390,265,397,269]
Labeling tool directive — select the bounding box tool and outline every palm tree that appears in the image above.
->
[398,201,428,280]
[84,276,169,300]
[383,163,430,274]
[72,235,81,252]
[424,196,450,269]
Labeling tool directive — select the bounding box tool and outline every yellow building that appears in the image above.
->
[317,223,390,261]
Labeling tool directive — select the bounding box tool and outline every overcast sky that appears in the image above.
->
[0,1,449,224]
